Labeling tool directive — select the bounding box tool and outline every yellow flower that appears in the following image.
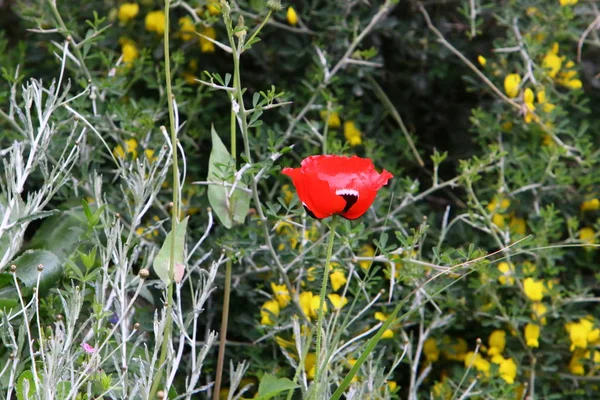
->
[510,216,526,235]
[560,0,578,6]
[565,318,595,351]
[359,244,375,271]
[542,52,562,78]
[304,353,316,379]
[581,198,600,212]
[144,149,157,162]
[327,294,348,310]
[343,121,362,147]
[375,311,387,322]
[464,352,490,376]
[523,278,545,301]
[306,266,318,282]
[179,17,195,41]
[531,302,548,325]
[441,336,468,361]
[329,269,347,292]
[504,74,521,98]
[569,351,585,375]
[387,381,397,391]
[423,338,440,362]
[287,7,298,26]
[271,282,291,308]
[477,55,487,67]
[121,41,139,64]
[118,3,140,24]
[499,357,517,384]
[299,291,313,320]
[579,227,596,244]
[536,90,556,113]
[310,295,327,319]
[207,0,221,15]
[497,262,515,285]
[523,261,536,275]
[145,10,166,35]
[525,323,540,348]
[487,330,506,356]
[114,138,138,159]
[199,26,216,53]
[523,87,536,123]
[381,329,394,339]
[320,110,341,128]
[260,299,280,325]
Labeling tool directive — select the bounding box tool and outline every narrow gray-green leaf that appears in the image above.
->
[153,216,189,286]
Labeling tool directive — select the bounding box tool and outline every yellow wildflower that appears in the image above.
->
[304,353,316,379]
[387,381,397,391]
[114,138,138,159]
[299,291,313,319]
[179,17,195,41]
[542,52,562,78]
[144,149,157,162]
[569,351,585,375]
[287,7,298,26]
[565,318,595,351]
[320,110,341,128]
[531,302,548,325]
[207,0,220,15]
[441,336,468,361]
[579,227,596,244]
[381,329,394,339]
[523,278,545,301]
[504,74,521,98]
[306,266,318,282]
[487,330,506,356]
[329,269,347,292]
[343,121,362,146]
[499,357,517,384]
[536,90,556,113]
[464,351,490,376]
[199,26,216,53]
[270,282,291,308]
[327,294,348,310]
[477,55,487,67]
[581,198,600,212]
[145,10,166,35]
[121,41,139,64]
[510,216,526,235]
[260,299,280,325]
[359,244,375,271]
[423,338,440,362]
[310,295,327,319]
[497,262,515,285]
[375,311,387,322]
[525,323,540,348]
[560,0,578,6]
[523,87,536,123]
[118,3,140,24]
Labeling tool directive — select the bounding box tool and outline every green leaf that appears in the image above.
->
[16,370,36,400]
[56,381,71,400]
[10,250,63,292]
[206,125,251,229]
[152,216,189,286]
[255,374,298,400]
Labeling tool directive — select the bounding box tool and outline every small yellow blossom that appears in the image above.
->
[497,262,515,285]
[579,227,596,245]
[310,295,327,319]
[271,282,291,308]
[306,266,318,282]
[524,278,545,301]
[343,121,362,147]
[299,291,313,320]
[477,55,487,67]
[510,216,526,235]
[179,17,195,41]
[504,74,521,98]
[207,0,221,15]
[260,299,280,325]
[424,338,440,362]
[145,10,166,35]
[560,0,578,6]
[359,244,375,271]
[569,351,585,375]
[199,26,216,53]
[565,318,596,351]
[121,41,139,64]
[387,381,397,391]
[287,7,298,26]
[329,269,347,292]
[327,294,348,310]
[375,311,387,322]
[499,357,518,384]
[542,52,562,78]
[441,336,468,361]
[531,302,548,325]
[304,353,316,379]
[523,87,536,123]
[487,330,506,356]
[537,89,556,113]
[381,329,394,339]
[464,351,490,376]
[119,3,140,24]
[114,138,138,159]
[320,110,341,128]
[581,198,600,212]
[525,323,540,348]
[144,149,157,162]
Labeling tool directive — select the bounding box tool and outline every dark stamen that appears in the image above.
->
[339,193,358,213]
[303,204,319,219]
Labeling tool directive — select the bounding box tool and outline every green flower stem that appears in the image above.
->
[313,215,338,393]
[149,0,179,398]
[213,256,232,400]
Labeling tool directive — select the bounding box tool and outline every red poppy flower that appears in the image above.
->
[282,155,393,220]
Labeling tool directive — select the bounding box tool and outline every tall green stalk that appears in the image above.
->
[213,257,232,400]
[148,1,179,398]
[312,215,338,395]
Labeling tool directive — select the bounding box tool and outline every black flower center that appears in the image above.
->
[336,189,359,213]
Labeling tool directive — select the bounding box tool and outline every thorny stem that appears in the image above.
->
[312,215,337,396]
[213,256,232,400]
[148,0,180,397]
